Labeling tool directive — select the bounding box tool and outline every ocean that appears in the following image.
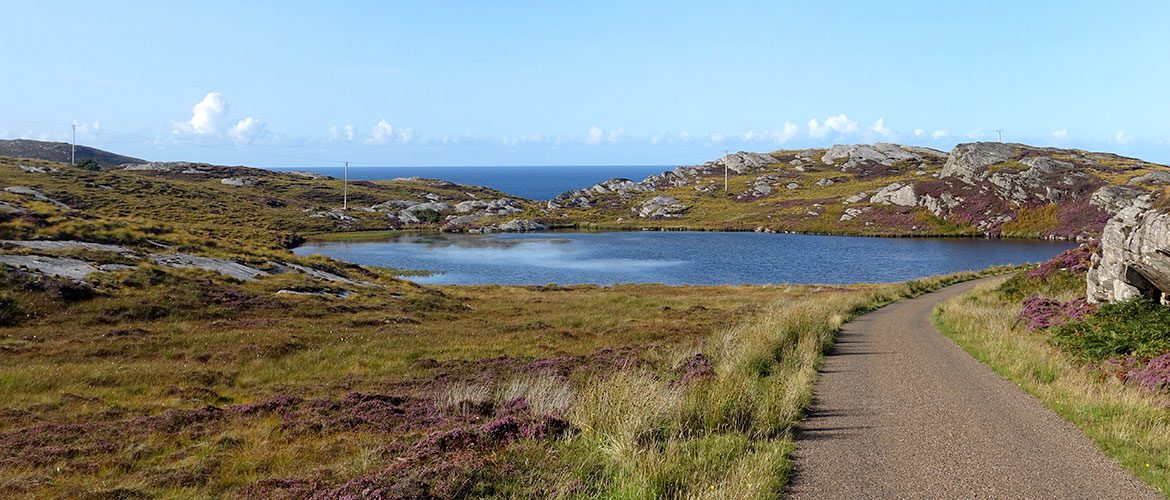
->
[268,165,672,200]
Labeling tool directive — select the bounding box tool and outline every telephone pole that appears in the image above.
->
[343,161,349,210]
[995,129,1004,142]
[722,149,731,192]
[70,123,76,166]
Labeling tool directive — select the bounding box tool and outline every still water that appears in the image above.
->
[294,231,1076,286]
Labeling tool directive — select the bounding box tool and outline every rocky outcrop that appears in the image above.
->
[941,142,1018,183]
[548,178,653,209]
[822,143,943,172]
[636,196,688,218]
[150,254,270,282]
[220,177,258,187]
[4,186,69,208]
[1089,186,1151,215]
[497,219,548,232]
[1128,171,1170,186]
[870,182,917,206]
[1087,207,1170,304]
[715,152,777,174]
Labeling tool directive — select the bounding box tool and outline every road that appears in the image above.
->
[787,277,1159,499]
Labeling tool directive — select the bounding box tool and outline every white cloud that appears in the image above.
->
[807,118,830,138]
[931,130,950,139]
[584,126,623,145]
[365,120,415,145]
[869,118,892,137]
[1051,128,1069,141]
[914,128,925,138]
[1115,130,1131,144]
[825,114,859,134]
[177,92,230,135]
[585,126,604,145]
[502,133,546,146]
[741,122,800,144]
[707,131,726,143]
[330,124,356,142]
[229,117,266,144]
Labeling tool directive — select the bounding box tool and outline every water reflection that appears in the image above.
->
[295,231,1076,286]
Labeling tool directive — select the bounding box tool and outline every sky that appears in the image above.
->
[1,1,1169,167]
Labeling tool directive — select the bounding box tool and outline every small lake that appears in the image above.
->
[294,232,1076,286]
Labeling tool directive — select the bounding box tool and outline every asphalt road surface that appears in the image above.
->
[787,277,1160,499]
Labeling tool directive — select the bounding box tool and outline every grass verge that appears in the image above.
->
[934,281,1170,495]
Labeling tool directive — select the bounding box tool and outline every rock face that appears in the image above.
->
[220,177,258,187]
[941,142,1018,183]
[870,182,917,206]
[715,152,777,174]
[636,196,688,218]
[1087,207,1170,303]
[821,143,943,172]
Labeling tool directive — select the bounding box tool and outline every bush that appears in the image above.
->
[0,292,24,326]
[1135,353,1170,392]
[1052,299,1170,360]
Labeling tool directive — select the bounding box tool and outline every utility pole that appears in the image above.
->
[722,149,731,192]
[995,129,1004,142]
[70,123,76,166]
[343,161,349,210]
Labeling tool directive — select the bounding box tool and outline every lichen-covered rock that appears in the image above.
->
[1089,185,1151,215]
[3,186,69,208]
[1087,207,1170,303]
[150,254,269,281]
[1128,170,1170,186]
[870,182,917,206]
[941,142,1018,184]
[0,254,101,280]
[715,152,777,174]
[497,219,548,232]
[636,195,688,218]
[821,143,942,172]
[220,177,258,187]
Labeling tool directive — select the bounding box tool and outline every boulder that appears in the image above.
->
[1087,206,1170,304]
[1089,185,1151,215]
[497,219,548,232]
[636,195,688,218]
[870,182,917,207]
[371,200,419,212]
[821,143,941,171]
[220,177,258,187]
[715,152,777,174]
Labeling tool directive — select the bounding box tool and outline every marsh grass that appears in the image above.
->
[935,282,1170,495]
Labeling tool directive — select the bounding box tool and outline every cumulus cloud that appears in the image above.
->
[365,119,414,145]
[584,126,623,145]
[502,133,547,146]
[584,126,604,145]
[229,117,267,144]
[869,118,892,137]
[1051,128,1069,141]
[1115,130,1131,144]
[330,124,356,142]
[741,122,800,144]
[179,92,230,135]
[914,128,925,138]
[931,130,950,139]
[808,114,857,139]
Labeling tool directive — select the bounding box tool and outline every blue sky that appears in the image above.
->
[2,1,1169,167]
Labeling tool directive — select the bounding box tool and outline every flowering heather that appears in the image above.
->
[1026,242,1099,280]
[1136,352,1170,392]
[1019,296,1096,330]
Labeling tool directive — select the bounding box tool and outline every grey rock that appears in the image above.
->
[281,262,377,287]
[821,143,941,171]
[150,253,269,281]
[714,152,777,174]
[4,186,68,208]
[497,219,548,232]
[1087,206,1170,303]
[870,183,917,206]
[370,200,419,212]
[636,195,688,218]
[1128,171,1170,186]
[919,192,963,217]
[0,255,99,280]
[1089,185,1152,215]
[0,240,136,255]
[786,183,800,190]
[403,202,449,213]
[308,209,358,223]
[941,142,1019,184]
[276,289,351,299]
[843,192,869,204]
[220,177,258,187]
[840,206,872,221]
[454,200,490,213]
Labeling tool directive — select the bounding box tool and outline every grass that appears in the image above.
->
[934,281,1170,495]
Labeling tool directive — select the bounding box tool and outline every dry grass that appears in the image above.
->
[935,282,1170,494]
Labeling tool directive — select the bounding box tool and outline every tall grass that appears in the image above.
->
[935,282,1170,495]
[558,270,997,498]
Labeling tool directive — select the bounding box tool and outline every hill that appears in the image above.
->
[0,138,146,167]
[536,143,1170,240]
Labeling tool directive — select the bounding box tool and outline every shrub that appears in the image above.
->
[1135,352,1170,392]
[0,292,24,326]
[1019,296,1095,330]
[1052,299,1170,360]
